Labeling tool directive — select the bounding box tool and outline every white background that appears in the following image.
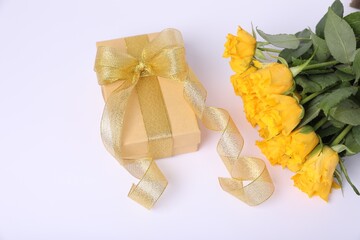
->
[0,0,359,239]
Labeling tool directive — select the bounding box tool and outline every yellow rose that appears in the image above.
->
[292,146,339,201]
[257,94,303,139]
[242,95,277,127]
[231,66,258,96]
[231,63,295,127]
[224,27,256,58]
[250,63,294,96]
[257,126,319,172]
[231,66,265,126]
[235,63,293,97]
[224,26,256,73]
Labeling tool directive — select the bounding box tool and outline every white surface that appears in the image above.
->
[0,0,359,239]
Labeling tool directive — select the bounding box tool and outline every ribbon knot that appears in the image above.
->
[134,60,152,79]
[135,61,146,73]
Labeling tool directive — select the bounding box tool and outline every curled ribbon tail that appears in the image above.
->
[125,158,168,209]
[219,157,274,206]
[184,70,274,206]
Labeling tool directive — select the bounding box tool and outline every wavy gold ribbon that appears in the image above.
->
[94,28,274,209]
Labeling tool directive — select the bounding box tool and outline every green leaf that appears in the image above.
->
[291,58,308,66]
[345,126,360,155]
[355,90,360,102]
[280,42,313,63]
[330,99,360,126]
[257,28,300,49]
[324,8,357,64]
[316,0,344,38]
[298,107,321,128]
[308,73,340,89]
[353,50,360,82]
[295,75,322,94]
[298,95,325,128]
[279,29,313,63]
[290,50,316,77]
[319,86,358,114]
[311,32,331,62]
[335,64,354,74]
[345,129,360,155]
[329,117,346,128]
[298,28,311,38]
[331,144,356,154]
[318,125,342,138]
[344,12,360,36]
[352,125,360,140]
[335,70,355,82]
[351,125,360,147]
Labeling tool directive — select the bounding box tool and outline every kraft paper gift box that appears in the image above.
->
[96,32,201,160]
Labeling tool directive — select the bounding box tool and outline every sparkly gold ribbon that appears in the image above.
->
[94,28,274,209]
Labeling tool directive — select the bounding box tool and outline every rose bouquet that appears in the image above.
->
[224,0,360,201]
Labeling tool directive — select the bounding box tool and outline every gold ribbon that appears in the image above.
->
[94,28,274,209]
[124,34,174,159]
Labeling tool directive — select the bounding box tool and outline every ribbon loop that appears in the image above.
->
[95,46,139,85]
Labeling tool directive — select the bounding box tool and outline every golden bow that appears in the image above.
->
[94,28,274,209]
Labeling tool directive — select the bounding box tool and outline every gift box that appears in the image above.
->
[94,28,274,209]
[96,32,201,160]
